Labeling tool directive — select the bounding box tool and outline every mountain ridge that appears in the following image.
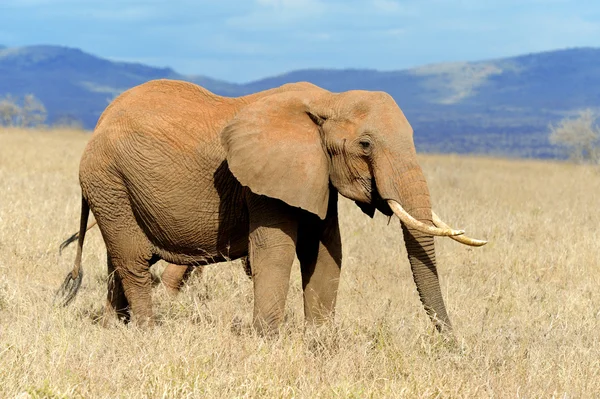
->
[2,44,599,157]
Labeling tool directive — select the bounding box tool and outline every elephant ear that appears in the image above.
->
[221,90,331,219]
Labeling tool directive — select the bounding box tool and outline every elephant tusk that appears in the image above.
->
[387,200,465,237]
[431,211,488,247]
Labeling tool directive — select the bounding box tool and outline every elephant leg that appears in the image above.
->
[161,264,196,295]
[247,195,298,335]
[113,255,154,327]
[101,225,155,327]
[102,256,130,326]
[297,194,342,325]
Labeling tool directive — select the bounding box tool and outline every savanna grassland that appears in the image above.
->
[0,127,599,398]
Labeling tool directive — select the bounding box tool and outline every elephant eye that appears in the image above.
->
[359,139,372,152]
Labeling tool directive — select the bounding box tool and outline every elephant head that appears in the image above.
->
[222,87,485,332]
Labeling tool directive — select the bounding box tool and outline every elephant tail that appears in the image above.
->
[59,220,97,255]
[55,197,90,307]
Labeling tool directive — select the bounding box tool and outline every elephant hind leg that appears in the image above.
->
[99,221,155,327]
[106,253,154,326]
[161,257,249,298]
[102,253,155,326]
[161,264,196,295]
[103,256,130,326]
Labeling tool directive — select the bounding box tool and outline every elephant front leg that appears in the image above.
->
[297,203,342,325]
[248,196,299,335]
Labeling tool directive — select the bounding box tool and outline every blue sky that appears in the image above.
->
[1,0,599,82]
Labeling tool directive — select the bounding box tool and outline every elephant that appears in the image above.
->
[56,79,486,334]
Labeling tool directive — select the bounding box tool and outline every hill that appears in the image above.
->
[2,45,600,157]
[0,45,239,129]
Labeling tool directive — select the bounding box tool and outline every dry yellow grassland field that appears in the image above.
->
[0,127,599,398]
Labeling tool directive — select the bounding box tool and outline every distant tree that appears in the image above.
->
[20,94,47,127]
[0,94,47,128]
[549,109,600,164]
[0,95,21,126]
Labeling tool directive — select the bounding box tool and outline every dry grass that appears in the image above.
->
[1,127,599,398]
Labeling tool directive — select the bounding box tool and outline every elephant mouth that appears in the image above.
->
[354,179,398,218]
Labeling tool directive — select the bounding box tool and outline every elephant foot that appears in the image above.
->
[252,317,282,337]
[100,299,130,327]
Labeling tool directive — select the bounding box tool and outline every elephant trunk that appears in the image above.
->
[402,211,451,332]
[375,155,452,332]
